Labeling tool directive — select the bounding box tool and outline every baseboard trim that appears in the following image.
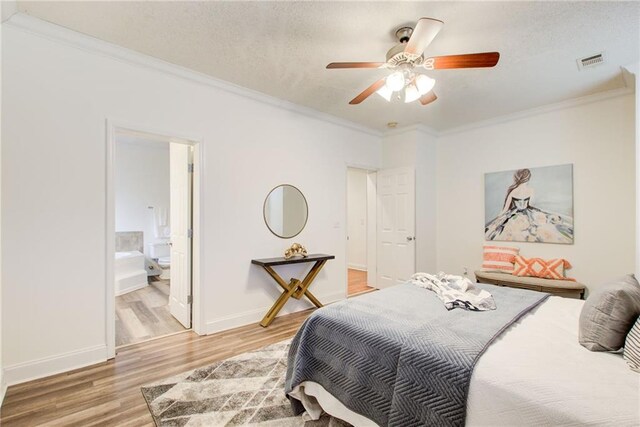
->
[347,264,367,271]
[0,370,7,405]
[4,344,107,386]
[115,282,148,297]
[205,291,345,335]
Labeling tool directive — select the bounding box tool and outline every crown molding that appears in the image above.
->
[623,62,639,76]
[383,123,438,139]
[4,13,632,142]
[622,69,636,90]
[415,124,439,138]
[382,85,633,140]
[1,0,17,23]
[4,13,382,138]
[622,63,638,89]
[439,86,634,137]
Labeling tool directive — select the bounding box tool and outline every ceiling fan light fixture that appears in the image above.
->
[415,74,436,95]
[376,85,393,102]
[385,71,406,92]
[404,84,421,103]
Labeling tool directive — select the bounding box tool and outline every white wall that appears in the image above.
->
[625,63,640,278]
[366,172,377,285]
[115,139,170,256]
[381,128,438,273]
[636,75,639,279]
[437,94,636,291]
[347,168,368,270]
[0,1,5,405]
[1,18,380,385]
[1,12,635,389]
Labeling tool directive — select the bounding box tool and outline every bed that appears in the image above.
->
[286,283,640,426]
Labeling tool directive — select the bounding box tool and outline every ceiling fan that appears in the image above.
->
[326,17,500,105]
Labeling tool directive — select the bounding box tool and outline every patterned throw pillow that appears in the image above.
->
[482,245,520,274]
[623,316,640,372]
[513,256,574,280]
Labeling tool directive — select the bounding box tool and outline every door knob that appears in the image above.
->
[406,236,415,241]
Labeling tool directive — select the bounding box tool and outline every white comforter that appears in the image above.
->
[468,296,640,426]
[294,296,640,426]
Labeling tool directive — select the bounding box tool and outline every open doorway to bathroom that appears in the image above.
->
[347,167,377,296]
[113,131,194,347]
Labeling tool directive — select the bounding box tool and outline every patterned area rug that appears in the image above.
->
[141,340,350,426]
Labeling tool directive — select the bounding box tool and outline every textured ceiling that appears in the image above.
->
[17,1,640,132]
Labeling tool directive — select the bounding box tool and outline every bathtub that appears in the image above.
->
[115,251,148,296]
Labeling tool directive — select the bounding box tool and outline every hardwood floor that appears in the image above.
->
[0,309,315,426]
[348,268,374,296]
[116,279,186,347]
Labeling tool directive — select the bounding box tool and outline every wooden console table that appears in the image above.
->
[251,254,335,327]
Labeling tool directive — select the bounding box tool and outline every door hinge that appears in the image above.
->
[187,228,193,238]
[188,163,194,173]
[187,295,193,304]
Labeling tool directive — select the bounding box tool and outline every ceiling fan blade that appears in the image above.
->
[420,91,438,106]
[424,52,500,69]
[349,79,386,105]
[404,17,444,56]
[327,62,386,69]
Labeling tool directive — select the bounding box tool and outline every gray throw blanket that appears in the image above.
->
[285,283,549,426]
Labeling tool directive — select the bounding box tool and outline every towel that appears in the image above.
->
[409,272,496,311]
[156,207,168,227]
[153,207,170,238]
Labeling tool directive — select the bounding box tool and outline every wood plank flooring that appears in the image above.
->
[116,279,186,347]
[348,268,374,296]
[0,309,315,426]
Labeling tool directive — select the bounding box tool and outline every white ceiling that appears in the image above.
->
[16,1,640,132]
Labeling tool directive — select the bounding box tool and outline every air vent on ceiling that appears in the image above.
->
[577,52,605,70]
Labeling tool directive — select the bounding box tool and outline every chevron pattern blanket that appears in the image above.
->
[285,283,549,426]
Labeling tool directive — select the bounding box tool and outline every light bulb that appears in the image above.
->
[385,71,405,92]
[376,84,393,102]
[404,84,421,103]
[415,74,436,95]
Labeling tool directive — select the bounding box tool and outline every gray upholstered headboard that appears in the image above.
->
[115,231,144,253]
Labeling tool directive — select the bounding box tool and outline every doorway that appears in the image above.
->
[347,167,377,296]
[111,129,195,348]
[375,167,416,288]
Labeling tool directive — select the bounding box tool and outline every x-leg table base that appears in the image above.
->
[258,260,327,327]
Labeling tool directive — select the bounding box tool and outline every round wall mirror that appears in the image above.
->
[263,184,308,239]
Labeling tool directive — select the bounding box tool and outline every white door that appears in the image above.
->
[376,167,416,288]
[169,143,192,328]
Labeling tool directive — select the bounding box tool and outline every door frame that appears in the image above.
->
[105,119,204,359]
[345,163,378,297]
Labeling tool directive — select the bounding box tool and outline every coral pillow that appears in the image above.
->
[513,256,574,280]
[482,245,520,273]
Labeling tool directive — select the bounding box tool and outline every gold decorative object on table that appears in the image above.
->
[284,243,308,259]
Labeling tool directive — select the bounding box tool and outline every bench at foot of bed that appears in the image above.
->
[475,270,586,299]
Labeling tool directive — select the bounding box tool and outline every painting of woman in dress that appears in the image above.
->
[484,165,573,244]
